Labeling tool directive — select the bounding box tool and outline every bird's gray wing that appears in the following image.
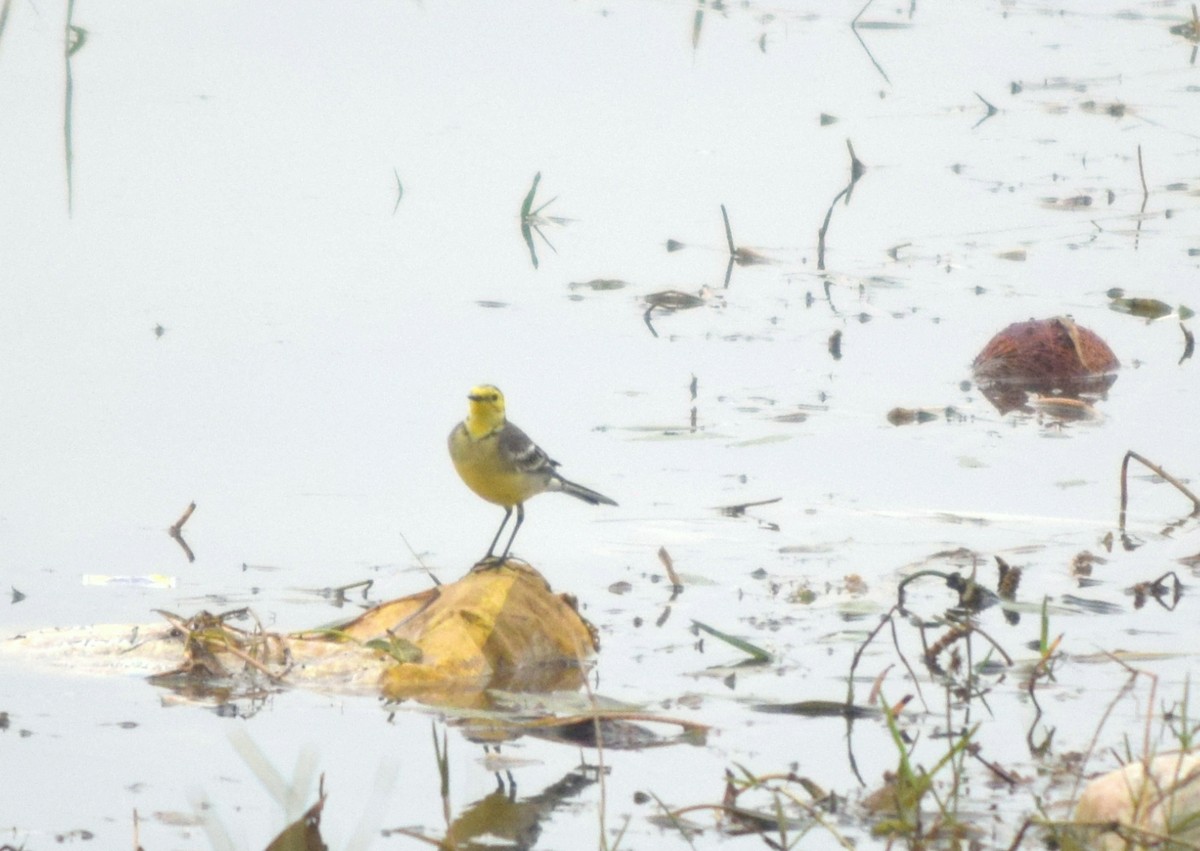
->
[497,422,560,475]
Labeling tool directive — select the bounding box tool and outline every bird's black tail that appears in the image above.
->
[556,477,618,507]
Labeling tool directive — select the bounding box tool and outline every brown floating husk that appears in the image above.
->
[972,316,1118,414]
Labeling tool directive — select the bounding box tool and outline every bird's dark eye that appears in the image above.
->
[487,394,498,401]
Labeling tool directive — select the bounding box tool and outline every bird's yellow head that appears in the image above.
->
[464,384,507,438]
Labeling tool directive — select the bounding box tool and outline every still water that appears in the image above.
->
[1,0,1198,847]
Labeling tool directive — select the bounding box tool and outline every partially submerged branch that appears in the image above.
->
[168,501,197,563]
[817,140,867,271]
[1118,450,1200,536]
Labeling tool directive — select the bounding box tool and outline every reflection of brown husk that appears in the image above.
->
[972,317,1119,414]
[1,561,597,707]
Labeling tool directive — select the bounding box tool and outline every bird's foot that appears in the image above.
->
[472,554,508,571]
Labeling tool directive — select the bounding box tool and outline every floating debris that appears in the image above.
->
[1028,394,1099,421]
[642,286,718,337]
[568,278,628,292]
[1170,5,1200,40]
[886,407,943,426]
[644,289,708,311]
[751,700,876,718]
[1040,194,1093,209]
[1109,294,1175,320]
[715,496,781,518]
[972,316,1118,414]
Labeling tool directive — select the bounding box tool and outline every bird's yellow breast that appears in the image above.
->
[448,425,544,507]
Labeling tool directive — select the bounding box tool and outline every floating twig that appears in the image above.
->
[718,205,771,278]
[973,750,1020,787]
[817,140,867,271]
[642,306,658,338]
[850,0,891,84]
[715,496,782,517]
[1129,570,1183,610]
[1137,144,1149,201]
[321,578,374,606]
[657,546,683,591]
[720,204,736,255]
[169,502,197,563]
[1135,144,1150,249]
[392,168,404,214]
[753,699,877,719]
[642,287,711,337]
[847,140,865,185]
[64,0,86,215]
[169,502,196,535]
[973,92,998,128]
[1118,450,1200,535]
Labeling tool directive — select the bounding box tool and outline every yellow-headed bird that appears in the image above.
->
[448,384,617,561]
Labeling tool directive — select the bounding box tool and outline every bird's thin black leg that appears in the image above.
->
[499,503,525,560]
[485,507,513,558]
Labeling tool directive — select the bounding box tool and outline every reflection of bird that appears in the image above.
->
[448,385,617,562]
[443,765,598,848]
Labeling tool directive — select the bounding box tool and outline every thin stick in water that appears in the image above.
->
[1119,450,1200,534]
[720,204,736,256]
